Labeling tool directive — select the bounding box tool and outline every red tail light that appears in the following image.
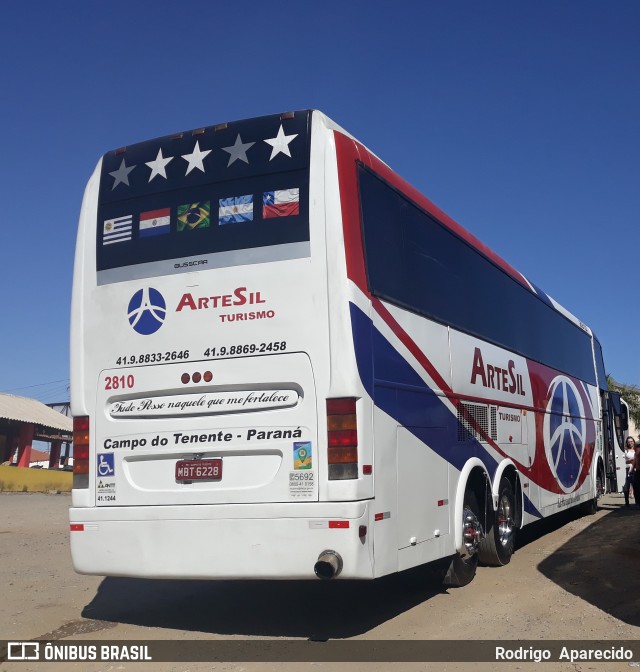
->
[327,398,358,479]
[73,416,90,476]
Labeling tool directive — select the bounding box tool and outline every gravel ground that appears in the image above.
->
[1,492,638,672]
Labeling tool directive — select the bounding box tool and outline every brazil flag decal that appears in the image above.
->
[177,202,211,231]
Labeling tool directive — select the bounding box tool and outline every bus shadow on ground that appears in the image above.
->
[81,563,446,639]
[536,498,640,628]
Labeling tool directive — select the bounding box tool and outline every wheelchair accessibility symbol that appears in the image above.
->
[97,453,115,477]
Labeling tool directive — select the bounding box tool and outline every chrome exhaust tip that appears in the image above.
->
[314,550,343,580]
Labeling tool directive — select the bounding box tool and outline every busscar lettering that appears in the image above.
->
[470,347,525,396]
[174,259,207,269]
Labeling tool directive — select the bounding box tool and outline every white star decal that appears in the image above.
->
[145,148,174,182]
[181,141,212,175]
[264,125,298,160]
[222,134,255,166]
[109,158,136,189]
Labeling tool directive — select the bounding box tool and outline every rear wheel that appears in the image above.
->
[443,490,482,587]
[478,477,516,566]
[583,465,603,515]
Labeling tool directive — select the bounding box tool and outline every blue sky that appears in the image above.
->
[1,0,638,403]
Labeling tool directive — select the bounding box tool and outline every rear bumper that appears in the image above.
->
[69,501,373,580]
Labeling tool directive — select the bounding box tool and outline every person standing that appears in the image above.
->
[623,436,636,507]
[631,441,640,509]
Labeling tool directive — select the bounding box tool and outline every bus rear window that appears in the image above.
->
[96,112,311,285]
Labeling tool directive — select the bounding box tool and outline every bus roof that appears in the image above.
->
[98,108,589,335]
[99,110,313,206]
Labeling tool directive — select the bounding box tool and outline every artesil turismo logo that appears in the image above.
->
[543,375,586,492]
[127,288,166,335]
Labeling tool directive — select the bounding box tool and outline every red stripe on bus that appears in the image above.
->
[371,296,452,395]
[334,130,530,295]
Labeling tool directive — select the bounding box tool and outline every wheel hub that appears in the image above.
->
[461,505,483,559]
[497,494,514,547]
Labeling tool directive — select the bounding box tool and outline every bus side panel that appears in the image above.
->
[351,301,460,576]
[369,404,399,578]
[396,426,451,570]
[353,293,600,541]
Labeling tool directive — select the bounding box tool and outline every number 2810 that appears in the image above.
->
[105,375,135,390]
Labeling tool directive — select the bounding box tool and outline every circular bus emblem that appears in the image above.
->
[543,376,585,492]
[127,288,166,335]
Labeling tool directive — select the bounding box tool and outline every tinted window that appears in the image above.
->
[593,338,608,390]
[358,164,595,384]
[96,112,311,284]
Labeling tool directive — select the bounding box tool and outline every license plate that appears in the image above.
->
[175,459,222,482]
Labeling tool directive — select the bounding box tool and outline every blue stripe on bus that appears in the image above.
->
[523,495,541,518]
[349,302,542,519]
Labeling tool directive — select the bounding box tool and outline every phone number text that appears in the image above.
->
[115,351,190,366]
[204,341,287,358]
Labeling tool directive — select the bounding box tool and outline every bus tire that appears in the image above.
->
[583,497,598,515]
[478,477,515,567]
[443,490,481,587]
[583,462,603,515]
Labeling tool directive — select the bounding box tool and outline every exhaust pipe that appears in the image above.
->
[314,550,343,580]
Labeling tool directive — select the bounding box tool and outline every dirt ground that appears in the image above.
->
[0,492,638,672]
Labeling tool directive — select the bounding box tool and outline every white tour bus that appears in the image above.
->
[70,110,618,586]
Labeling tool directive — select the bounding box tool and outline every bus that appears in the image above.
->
[70,110,618,587]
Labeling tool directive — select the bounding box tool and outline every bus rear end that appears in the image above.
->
[69,111,373,580]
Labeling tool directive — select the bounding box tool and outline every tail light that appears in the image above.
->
[73,416,90,488]
[327,398,358,480]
